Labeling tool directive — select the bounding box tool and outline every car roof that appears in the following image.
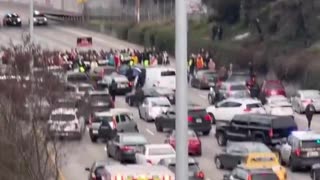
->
[146,96,170,102]
[77,83,93,87]
[51,108,77,115]
[291,131,320,140]
[227,141,271,152]
[224,98,261,104]
[236,165,276,173]
[298,90,320,95]
[104,165,174,175]
[160,157,197,165]
[144,144,173,149]
[94,111,113,117]
[223,81,247,86]
[109,108,132,115]
[88,90,109,95]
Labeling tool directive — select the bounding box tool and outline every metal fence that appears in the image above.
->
[85,0,207,22]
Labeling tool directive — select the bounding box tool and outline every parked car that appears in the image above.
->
[158,157,205,180]
[214,142,272,170]
[47,108,85,139]
[191,70,218,89]
[135,144,176,165]
[33,10,47,25]
[65,72,92,85]
[155,106,212,135]
[212,82,251,103]
[206,98,266,124]
[260,80,286,103]
[165,129,202,156]
[215,114,298,146]
[106,133,148,163]
[64,83,94,100]
[89,66,115,82]
[3,13,22,26]
[223,165,280,180]
[138,96,171,122]
[277,131,320,171]
[97,73,133,94]
[264,95,293,117]
[291,90,320,113]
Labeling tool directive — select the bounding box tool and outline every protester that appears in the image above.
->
[109,79,117,102]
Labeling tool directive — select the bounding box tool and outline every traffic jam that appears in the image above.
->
[30,46,320,180]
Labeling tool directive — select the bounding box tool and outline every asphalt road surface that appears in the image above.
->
[1,3,319,180]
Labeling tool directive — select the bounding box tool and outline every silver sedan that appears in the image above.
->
[291,90,320,113]
[138,97,171,122]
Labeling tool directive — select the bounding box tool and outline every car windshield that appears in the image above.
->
[252,174,278,180]
[266,82,283,89]
[122,135,147,145]
[230,85,247,91]
[148,147,175,156]
[303,92,320,99]
[91,105,110,112]
[34,13,45,17]
[204,72,217,80]
[301,140,320,148]
[161,71,176,76]
[79,86,93,92]
[91,94,110,102]
[51,114,75,121]
[247,103,262,108]
[67,74,89,82]
[228,75,248,82]
[93,116,113,123]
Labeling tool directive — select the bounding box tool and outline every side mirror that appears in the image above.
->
[85,167,90,172]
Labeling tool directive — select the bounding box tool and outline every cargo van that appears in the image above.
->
[145,66,176,90]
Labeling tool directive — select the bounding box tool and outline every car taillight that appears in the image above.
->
[128,81,133,87]
[120,146,133,152]
[188,116,193,122]
[190,139,200,145]
[294,148,301,156]
[204,114,212,121]
[302,99,312,104]
[196,171,205,179]
[247,175,252,180]
[243,107,251,112]
[269,129,273,137]
[147,159,153,164]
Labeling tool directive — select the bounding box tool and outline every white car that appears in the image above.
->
[135,144,176,165]
[145,66,176,90]
[264,95,294,117]
[48,108,85,139]
[138,96,171,122]
[206,98,266,123]
[291,90,320,113]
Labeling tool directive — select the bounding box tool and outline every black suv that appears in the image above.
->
[215,114,297,146]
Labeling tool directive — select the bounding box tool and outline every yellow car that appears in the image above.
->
[243,152,287,180]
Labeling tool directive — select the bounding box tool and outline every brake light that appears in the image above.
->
[188,116,193,122]
[196,171,205,179]
[169,139,176,145]
[128,81,133,87]
[147,159,153,164]
[269,129,273,137]
[204,114,212,121]
[247,175,252,180]
[243,107,251,112]
[294,148,301,156]
[120,146,133,152]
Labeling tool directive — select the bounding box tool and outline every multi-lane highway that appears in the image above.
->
[1,3,320,180]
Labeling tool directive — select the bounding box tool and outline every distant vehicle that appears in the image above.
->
[145,66,176,90]
[64,83,94,100]
[135,144,176,165]
[138,96,171,122]
[155,106,212,135]
[277,131,320,171]
[65,72,91,85]
[260,80,286,103]
[85,164,175,180]
[226,71,251,85]
[53,97,79,110]
[214,141,272,170]
[125,87,175,106]
[264,95,293,117]
[165,129,202,156]
[206,98,266,124]
[215,114,298,146]
[291,90,320,113]
[89,66,115,82]
[33,10,48,25]
[3,13,22,26]
[97,73,133,94]
[223,165,279,180]
[311,163,320,180]
[47,108,85,139]
[106,133,148,163]
[158,157,205,180]
[191,70,218,89]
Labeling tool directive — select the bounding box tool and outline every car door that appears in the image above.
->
[108,135,120,157]
[223,145,247,169]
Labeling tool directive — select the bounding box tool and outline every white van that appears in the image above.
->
[145,66,176,90]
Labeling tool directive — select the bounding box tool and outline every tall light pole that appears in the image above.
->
[175,0,188,179]
[29,0,34,42]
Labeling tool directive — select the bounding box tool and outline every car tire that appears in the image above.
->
[155,122,163,132]
[202,130,210,136]
[216,132,227,146]
[90,135,97,143]
[208,95,214,105]
[208,113,216,124]
[215,157,223,169]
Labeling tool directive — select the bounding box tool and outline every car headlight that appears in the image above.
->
[44,17,47,21]
[33,17,37,21]
[17,18,21,22]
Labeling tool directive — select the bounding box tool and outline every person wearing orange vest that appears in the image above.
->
[196,54,204,70]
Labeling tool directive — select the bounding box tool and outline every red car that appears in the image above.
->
[260,80,286,102]
[165,129,202,156]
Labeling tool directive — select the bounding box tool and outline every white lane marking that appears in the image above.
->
[146,129,155,136]
[199,95,207,99]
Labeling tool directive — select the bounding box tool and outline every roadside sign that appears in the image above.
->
[76,37,92,47]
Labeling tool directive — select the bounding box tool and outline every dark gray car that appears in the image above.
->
[106,133,148,163]
[158,157,205,180]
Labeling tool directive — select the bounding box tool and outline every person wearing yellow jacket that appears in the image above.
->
[131,54,138,65]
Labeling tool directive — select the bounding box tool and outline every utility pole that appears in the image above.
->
[135,0,141,23]
[175,0,188,179]
[29,0,35,129]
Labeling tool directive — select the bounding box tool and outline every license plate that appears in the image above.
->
[92,130,98,134]
[307,151,319,157]
[196,118,202,123]
[118,84,126,88]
